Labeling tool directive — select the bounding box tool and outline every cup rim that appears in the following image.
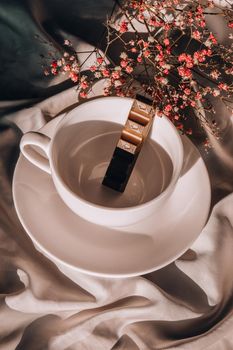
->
[49,96,184,213]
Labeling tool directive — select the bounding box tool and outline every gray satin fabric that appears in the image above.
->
[0,116,233,349]
[0,1,233,349]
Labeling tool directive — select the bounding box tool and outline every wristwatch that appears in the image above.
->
[102,95,155,192]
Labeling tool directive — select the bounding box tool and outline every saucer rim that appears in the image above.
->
[13,115,211,278]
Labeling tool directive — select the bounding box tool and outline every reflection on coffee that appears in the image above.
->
[57,121,173,209]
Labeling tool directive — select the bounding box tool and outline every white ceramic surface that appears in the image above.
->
[19,97,184,227]
[13,116,211,278]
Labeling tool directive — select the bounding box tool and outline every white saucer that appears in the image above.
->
[13,115,211,278]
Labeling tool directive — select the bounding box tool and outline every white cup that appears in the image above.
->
[20,97,183,227]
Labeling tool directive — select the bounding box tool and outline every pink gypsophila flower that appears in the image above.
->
[97,57,104,65]
[178,53,193,68]
[184,88,191,95]
[218,83,228,91]
[120,60,128,68]
[51,61,58,68]
[102,69,110,77]
[69,72,78,82]
[165,104,172,112]
[51,67,58,75]
[63,64,71,72]
[112,71,120,79]
[163,38,170,46]
[80,91,87,98]
[192,31,201,40]
[119,20,128,33]
[80,80,89,88]
[209,33,217,44]
[143,50,151,57]
[125,66,133,73]
[89,65,97,72]
[178,66,192,79]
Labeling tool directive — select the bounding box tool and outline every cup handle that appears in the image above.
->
[20,132,51,174]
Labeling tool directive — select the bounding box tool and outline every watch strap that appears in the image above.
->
[102,95,154,192]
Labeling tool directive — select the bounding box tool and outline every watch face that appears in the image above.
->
[102,147,137,193]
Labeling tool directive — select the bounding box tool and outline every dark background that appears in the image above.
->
[0,0,115,115]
